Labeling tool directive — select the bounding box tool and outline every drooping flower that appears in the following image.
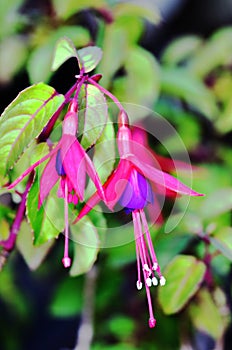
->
[8,100,104,267]
[74,110,203,327]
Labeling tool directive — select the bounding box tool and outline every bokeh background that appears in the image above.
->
[1,0,232,349]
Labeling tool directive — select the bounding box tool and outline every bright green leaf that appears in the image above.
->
[29,28,90,82]
[79,84,108,149]
[0,35,28,84]
[199,188,232,219]
[113,46,160,120]
[113,1,160,25]
[209,227,232,261]
[187,27,232,78]
[160,67,218,120]
[52,0,108,20]
[188,288,225,339]
[51,35,78,73]
[161,35,203,66]
[26,171,64,245]
[158,255,206,314]
[69,217,100,276]
[77,46,103,73]
[0,83,65,176]
[16,220,54,270]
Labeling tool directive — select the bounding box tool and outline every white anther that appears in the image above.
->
[152,263,158,271]
[143,264,151,276]
[146,277,152,287]
[160,276,166,286]
[152,277,158,286]
[136,280,143,290]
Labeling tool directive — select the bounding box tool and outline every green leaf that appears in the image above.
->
[51,35,78,72]
[16,221,54,270]
[112,46,160,120]
[188,288,225,339]
[29,28,90,82]
[160,67,218,120]
[113,1,160,25]
[79,84,108,149]
[209,227,232,261]
[52,0,108,20]
[158,255,206,314]
[49,276,84,317]
[0,35,28,84]
[69,217,100,276]
[199,188,232,219]
[108,315,135,339]
[0,0,25,39]
[26,171,64,245]
[96,23,129,88]
[0,83,65,176]
[161,35,203,66]
[187,27,232,78]
[77,46,103,73]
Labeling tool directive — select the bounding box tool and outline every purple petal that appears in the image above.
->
[126,155,203,196]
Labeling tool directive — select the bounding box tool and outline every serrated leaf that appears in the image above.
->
[26,171,64,245]
[16,221,54,270]
[51,36,78,72]
[79,84,108,149]
[199,188,232,219]
[49,276,84,317]
[160,67,218,120]
[52,0,108,20]
[188,288,224,339]
[0,83,65,176]
[158,255,206,314]
[29,27,90,82]
[209,227,232,261]
[69,217,99,276]
[77,46,102,73]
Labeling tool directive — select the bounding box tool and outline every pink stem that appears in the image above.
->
[87,77,125,113]
[62,179,71,268]
[0,172,34,251]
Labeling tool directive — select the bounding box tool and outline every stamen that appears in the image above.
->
[136,280,143,290]
[62,179,71,268]
[160,276,166,286]
[146,277,152,287]
[152,277,158,286]
[152,263,158,271]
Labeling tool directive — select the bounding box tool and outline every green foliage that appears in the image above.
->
[0,83,64,175]
[158,255,206,314]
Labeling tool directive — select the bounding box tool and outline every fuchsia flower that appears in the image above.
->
[8,101,104,267]
[74,111,203,328]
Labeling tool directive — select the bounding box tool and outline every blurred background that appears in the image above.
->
[1,0,232,349]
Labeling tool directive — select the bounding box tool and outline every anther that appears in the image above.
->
[152,277,158,286]
[143,264,151,275]
[146,277,152,287]
[160,276,166,286]
[152,262,158,271]
[136,280,143,290]
[62,257,71,268]
[149,318,156,328]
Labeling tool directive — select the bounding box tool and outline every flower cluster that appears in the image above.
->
[7,93,202,328]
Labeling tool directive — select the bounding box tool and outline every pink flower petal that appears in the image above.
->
[126,154,203,196]
[39,153,59,207]
[73,191,101,224]
[61,135,86,201]
[84,152,105,201]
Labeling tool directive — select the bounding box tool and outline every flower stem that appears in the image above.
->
[0,172,34,270]
[87,77,126,112]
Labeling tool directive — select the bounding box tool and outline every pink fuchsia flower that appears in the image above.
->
[74,111,203,328]
[8,101,104,268]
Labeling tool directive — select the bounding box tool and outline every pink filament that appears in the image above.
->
[62,179,71,268]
